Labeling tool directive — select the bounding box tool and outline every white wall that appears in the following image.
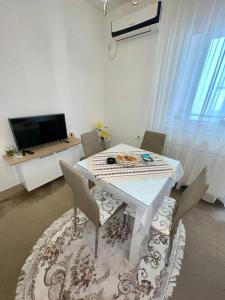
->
[0,0,158,191]
[0,0,105,191]
[104,0,157,146]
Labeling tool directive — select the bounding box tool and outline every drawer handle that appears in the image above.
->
[40,153,54,159]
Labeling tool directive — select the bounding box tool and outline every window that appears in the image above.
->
[190,37,225,123]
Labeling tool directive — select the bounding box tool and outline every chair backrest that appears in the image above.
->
[171,166,210,234]
[81,130,102,158]
[141,131,166,155]
[59,160,100,226]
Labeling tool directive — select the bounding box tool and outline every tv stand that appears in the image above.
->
[3,137,81,191]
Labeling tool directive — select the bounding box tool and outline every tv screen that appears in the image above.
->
[9,114,68,150]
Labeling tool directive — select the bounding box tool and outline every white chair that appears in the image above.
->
[124,166,209,265]
[165,166,209,264]
[81,129,102,158]
[124,196,176,235]
[60,160,125,258]
[141,130,166,155]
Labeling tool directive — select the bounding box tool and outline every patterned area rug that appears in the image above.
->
[16,209,185,300]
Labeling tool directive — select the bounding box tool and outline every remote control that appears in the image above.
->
[26,150,34,154]
[22,149,34,156]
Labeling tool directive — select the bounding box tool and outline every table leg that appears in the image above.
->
[129,177,174,265]
[129,212,148,266]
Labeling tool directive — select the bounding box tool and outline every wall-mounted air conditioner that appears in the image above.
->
[111,1,162,41]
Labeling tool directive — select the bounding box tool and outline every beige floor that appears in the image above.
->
[0,178,225,300]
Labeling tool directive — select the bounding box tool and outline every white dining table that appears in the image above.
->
[74,143,184,265]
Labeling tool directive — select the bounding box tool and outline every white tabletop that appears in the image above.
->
[76,144,184,208]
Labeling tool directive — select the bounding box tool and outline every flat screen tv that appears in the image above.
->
[9,114,68,151]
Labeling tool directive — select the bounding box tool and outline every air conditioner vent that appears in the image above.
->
[111,1,161,41]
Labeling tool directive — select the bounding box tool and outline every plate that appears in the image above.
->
[115,153,140,167]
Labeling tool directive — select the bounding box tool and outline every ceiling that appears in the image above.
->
[86,0,132,12]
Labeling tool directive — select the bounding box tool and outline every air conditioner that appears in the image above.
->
[111,1,162,41]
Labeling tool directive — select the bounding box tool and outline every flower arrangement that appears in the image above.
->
[95,122,110,141]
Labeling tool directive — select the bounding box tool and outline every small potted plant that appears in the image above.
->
[5,146,16,156]
[95,121,110,150]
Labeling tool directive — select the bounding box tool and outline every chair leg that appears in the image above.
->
[166,233,174,267]
[74,207,77,233]
[123,213,127,228]
[88,180,95,189]
[95,227,99,258]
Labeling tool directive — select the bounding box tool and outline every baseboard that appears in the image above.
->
[0,184,25,202]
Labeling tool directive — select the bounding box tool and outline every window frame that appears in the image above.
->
[169,27,225,128]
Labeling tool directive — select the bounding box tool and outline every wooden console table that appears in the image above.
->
[3,137,81,191]
[3,137,81,166]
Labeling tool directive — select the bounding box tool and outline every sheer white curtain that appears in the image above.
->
[148,0,225,205]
